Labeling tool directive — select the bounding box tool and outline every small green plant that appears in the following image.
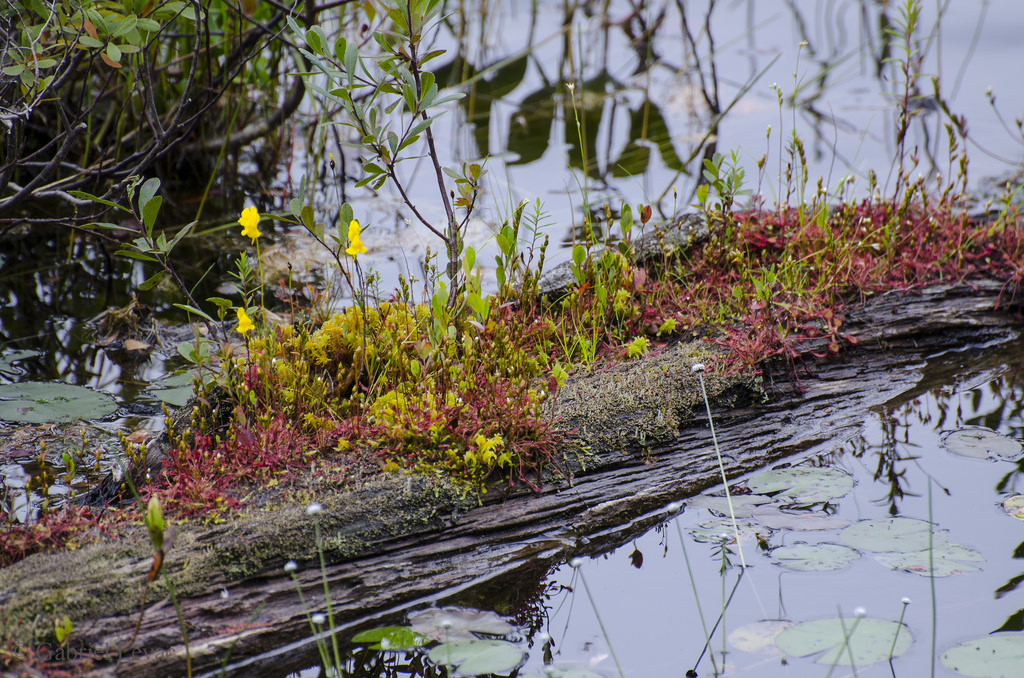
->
[290,0,481,306]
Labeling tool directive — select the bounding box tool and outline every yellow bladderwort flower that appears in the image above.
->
[346,219,367,256]
[236,308,254,336]
[238,206,261,243]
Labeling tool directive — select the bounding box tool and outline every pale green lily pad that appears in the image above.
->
[410,607,515,641]
[771,543,861,572]
[941,635,1024,677]
[0,382,117,423]
[1003,495,1024,520]
[840,517,946,553]
[351,625,430,651]
[746,467,854,504]
[752,504,851,531]
[728,620,792,653]
[428,639,524,675]
[775,617,912,665]
[688,493,770,518]
[876,542,984,577]
[689,518,771,544]
[151,385,194,407]
[941,428,1022,461]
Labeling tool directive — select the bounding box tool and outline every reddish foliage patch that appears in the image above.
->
[0,505,101,568]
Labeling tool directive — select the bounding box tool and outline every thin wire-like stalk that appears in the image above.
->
[573,562,625,678]
[694,365,748,569]
[674,518,720,676]
[889,598,911,660]
[928,480,937,678]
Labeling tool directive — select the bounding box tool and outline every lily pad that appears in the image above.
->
[0,382,117,424]
[941,428,1022,461]
[752,504,851,531]
[840,517,946,553]
[941,635,1024,677]
[351,625,430,651]
[746,467,854,504]
[410,606,515,641]
[775,617,912,666]
[689,518,771,544]
[728,620,792,653]
[876,542,984,577]
[1003,495,1024,520]
[151,386,194,408]
[770,543,861,572]
[427,639,524,675]
[688,493,770,518]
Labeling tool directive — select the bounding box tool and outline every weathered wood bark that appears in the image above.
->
[0,280,1020,677]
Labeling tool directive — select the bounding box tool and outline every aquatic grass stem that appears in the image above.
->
[692,364,747,569]
[825,607,865,678]
[928,479,937,678]
[889,598,911,660]
[673,514,720,677]
[570,559,624,678]
[309,503,344,675]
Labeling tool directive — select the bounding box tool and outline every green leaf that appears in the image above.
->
[875,541,983,577]
[620,203,633,236]
[775,617,912,666]
[114,249,157,262]
[167,220,197,250]
[941,635,1024,677]
[770,543,861,572]
[0,382,117,424]
[427,640,524,675]
[746,466,854,504]
[300,204,315,229]
[941,427,1022,461]
[172,303,216,323]
[351,626,429,651]
[840,517,944,553]
[138,270,164,290]
[138,178,161,224]
[106,41,122,64]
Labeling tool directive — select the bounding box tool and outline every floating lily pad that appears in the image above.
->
[151,386,194,408]
[410,607,515,641]
[941,635,1024,677]
[427,639,524,675]
[728,620,792,653]
[752,504,851,531]
[688,493,770,518]
[775,617,912,666]
[840,517,946,553]
[746,467,854,504]
[689,518,771,544]
[0,382,117,424]
[941,428,1022,461]
[771,543,861,572]
[351,625,430,651]
[876,542,984,577]
[1003,495,1024,520]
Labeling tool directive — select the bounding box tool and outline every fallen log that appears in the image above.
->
[0,279,1020,676]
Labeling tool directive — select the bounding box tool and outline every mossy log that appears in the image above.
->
[0,280,1020,676]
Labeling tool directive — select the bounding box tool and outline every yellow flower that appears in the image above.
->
[346,219,367,256]
[236,308,254,336]
[238,206,261,243]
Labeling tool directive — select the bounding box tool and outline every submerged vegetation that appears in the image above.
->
[1,0,1024,673]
